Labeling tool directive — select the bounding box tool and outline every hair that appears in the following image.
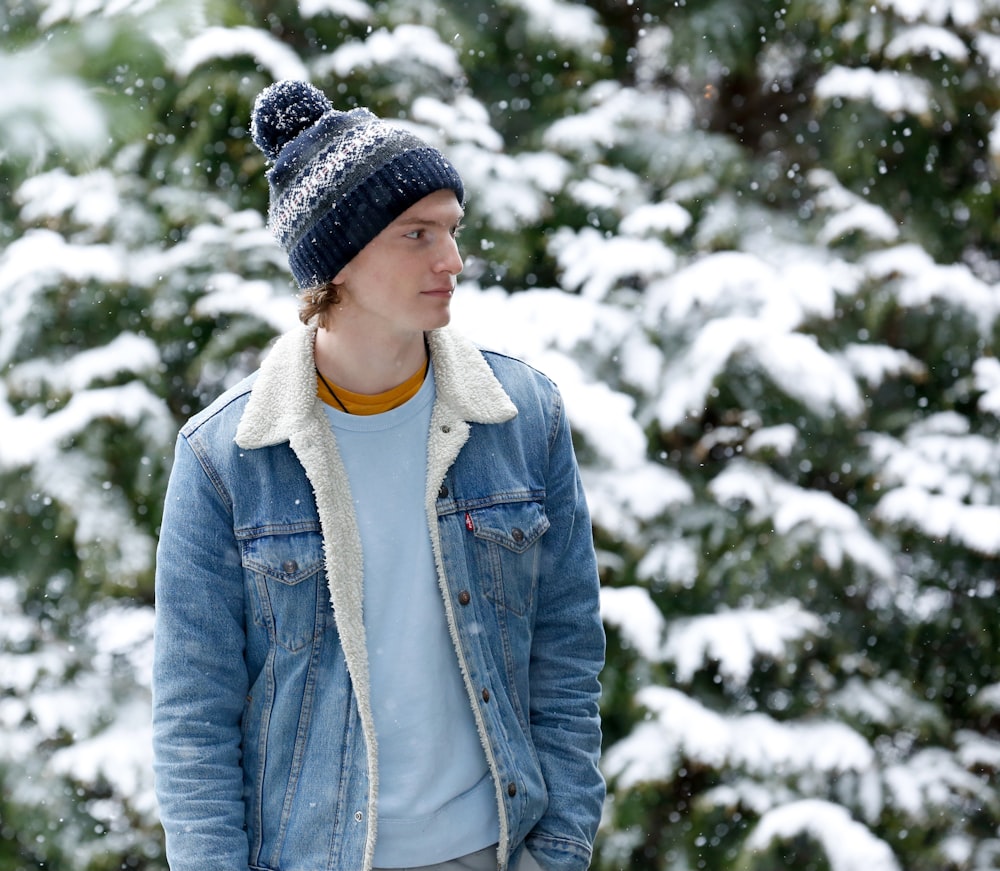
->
[298,280,341,328]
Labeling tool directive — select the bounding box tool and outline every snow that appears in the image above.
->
[449,145,558,231]
[543,82,694,159]
[600,586,666,661]
[876,488,1000,555]
[974,683,1000,713]
[830,677,946,731]
[815,66,932,117]
[9,333,161,394]
[653,316,865,430]
[745,423,799,458]
[877,0,982,27]
[0,230,128,368]
[977,32,1000,74]
[710,461,896,579]
[0,49,107,165]
[297,0,373,21]
[662,602,825,687]
[500,0,605,51]
[884,25,970,61]
[16,168,122,231]
[884,747,996,821]
[862,245,999,334]
[173,26,309,81]
[549,227,676,300]
[411,96,504,151]
[196,272,301,335]
[319,25,463,80]
[635,538,700,589]
[747,799,901,871]
[619,201,692,238]
[604,686,876,790]
[583,463,692,539]
[838,343,926,386]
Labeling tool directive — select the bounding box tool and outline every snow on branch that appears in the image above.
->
[653,316,864,430]
[173,26,308,81]
[861,244,999,335]
[663,602,825,688]
[543,82,694,159]
[745,799,901,871]
[829,676,946,733]
[884,747,998,822]
[708,460,895,580]
[500,0,606,51]
[297,0,373,22]
[600,586,666,661]
[809,169,901,246]
[0,51,107,165]
[867,416,1000,554]
[0,382,173,470]
[318,25,463,80]
[604,686,875,791]
[0,230,126,368]
[876,0,980,27]
[884,25,969,62]
[549,227,676,301]
[8,333,161,395]
[973,357,1000,416]
[815,66,932,118]
[875,488,1000,555]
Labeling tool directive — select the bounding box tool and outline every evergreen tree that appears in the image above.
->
[0,1,998,870]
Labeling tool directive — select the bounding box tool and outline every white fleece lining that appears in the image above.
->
[235,324,518,871]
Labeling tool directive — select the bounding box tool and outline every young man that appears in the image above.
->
[151,80,605,871]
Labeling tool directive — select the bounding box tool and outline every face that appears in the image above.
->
[330,189,464,341]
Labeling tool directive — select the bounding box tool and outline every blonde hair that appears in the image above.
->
[298,280,341,328]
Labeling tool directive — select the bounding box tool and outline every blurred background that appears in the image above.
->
[1,1,999,869]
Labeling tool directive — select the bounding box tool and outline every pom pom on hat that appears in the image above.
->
[249,79,465,291]
[251,80,333,162]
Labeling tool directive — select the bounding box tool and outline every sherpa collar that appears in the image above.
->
[235,323,517,449]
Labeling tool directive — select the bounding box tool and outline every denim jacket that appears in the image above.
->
[152,324,605,871]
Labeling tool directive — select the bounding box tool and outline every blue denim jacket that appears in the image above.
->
[152,325,605,871]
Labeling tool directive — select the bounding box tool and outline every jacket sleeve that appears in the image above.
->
[152,431,250,871]
[525,388,606,870]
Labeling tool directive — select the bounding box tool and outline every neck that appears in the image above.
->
[314,323,429,395]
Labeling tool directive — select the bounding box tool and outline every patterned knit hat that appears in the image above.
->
[250,80,465,289]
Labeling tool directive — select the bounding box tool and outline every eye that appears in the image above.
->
[451,223,465,239]
[404,229,425,240]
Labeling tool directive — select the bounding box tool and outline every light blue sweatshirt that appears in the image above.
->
[323,365,499,867]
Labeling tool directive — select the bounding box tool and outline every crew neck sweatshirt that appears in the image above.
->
[322,365,499,866]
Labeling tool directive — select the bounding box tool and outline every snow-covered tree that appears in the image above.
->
[1,0,998,869]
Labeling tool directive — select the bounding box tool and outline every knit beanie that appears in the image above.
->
[250,80,465,289]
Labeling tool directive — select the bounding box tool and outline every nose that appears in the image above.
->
[437,234,463,276]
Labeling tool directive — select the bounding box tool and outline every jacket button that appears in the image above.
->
[458,590,471,606]
[282,559,298,573]
[507,782,517,797]
[481,687,490,703]
[511,528,525,543]
[354,810,363,822]
[442,424,451,433]
[438,484,449,498]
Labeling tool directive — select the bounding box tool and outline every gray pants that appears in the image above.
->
[374,844,545,871]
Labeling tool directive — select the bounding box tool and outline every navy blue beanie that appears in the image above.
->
[250,80,465,289]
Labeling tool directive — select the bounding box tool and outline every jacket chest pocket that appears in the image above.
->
[469,500,550,617]
[242,530,328,652]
